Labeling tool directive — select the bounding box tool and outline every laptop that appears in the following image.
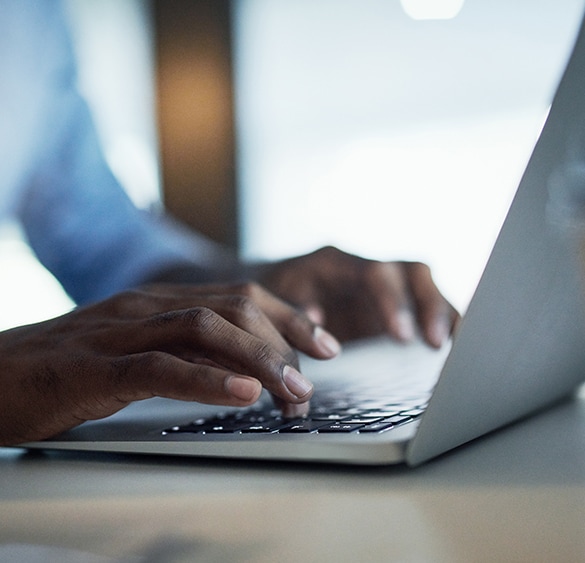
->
[22,12,585,466]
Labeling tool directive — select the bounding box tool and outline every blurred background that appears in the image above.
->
[1,0,584,330]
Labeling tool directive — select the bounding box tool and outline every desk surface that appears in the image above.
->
[1,389,585,563]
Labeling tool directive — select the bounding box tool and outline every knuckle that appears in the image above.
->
[147,306,221,333]
[227,294,258,315]
[408,261,431,275]
[222,294,265,326]
[253,342,279,368]
[315,245,342,265]
[145,309,176,328]
[319,245,340,257]
[144,351,175,377]
[362,258,384,282]
[253,341,298,372]
[181,307,218,331]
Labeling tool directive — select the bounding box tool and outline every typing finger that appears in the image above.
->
[117,308,314,404]
[405,262,459,348]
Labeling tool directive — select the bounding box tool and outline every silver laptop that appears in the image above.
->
[23,12,585,466]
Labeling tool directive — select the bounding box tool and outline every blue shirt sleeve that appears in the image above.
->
[4,1,235,304]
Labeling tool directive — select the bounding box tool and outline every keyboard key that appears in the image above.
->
[240,420,287,433]
[317,422,365,433]
[310,413,352,421]
[360,415,413,434]
[399,408,425,417]
[162,386,429,438]
[360,410,402,418]
[340,417,384,424]
[359,421,396,433]
[278,420,330,433]
[203,425,244,433]
[382,415,413,425]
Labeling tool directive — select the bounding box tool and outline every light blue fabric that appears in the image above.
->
[0,0,232,304]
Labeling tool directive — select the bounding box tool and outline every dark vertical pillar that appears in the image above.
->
[153,0,238,249]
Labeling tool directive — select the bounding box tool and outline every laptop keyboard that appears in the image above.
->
[161,387,430,437]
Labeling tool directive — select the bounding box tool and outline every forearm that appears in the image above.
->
[17,91,241,302]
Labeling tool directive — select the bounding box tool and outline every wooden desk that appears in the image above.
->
[1,390,584,562]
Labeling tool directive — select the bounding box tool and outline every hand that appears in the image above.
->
[0,282,340,446]
[258,246,460,347]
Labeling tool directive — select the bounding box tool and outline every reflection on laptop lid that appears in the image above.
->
[23,10,585,466]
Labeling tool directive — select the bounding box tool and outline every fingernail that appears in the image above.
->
[304,305,325,325]
[283,365,313,399]
[281,401,310,419]
[226,375,261,402]
[396,310,416,342]
[314,326,341,357]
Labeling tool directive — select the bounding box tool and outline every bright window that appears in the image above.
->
[233,0,585,311]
